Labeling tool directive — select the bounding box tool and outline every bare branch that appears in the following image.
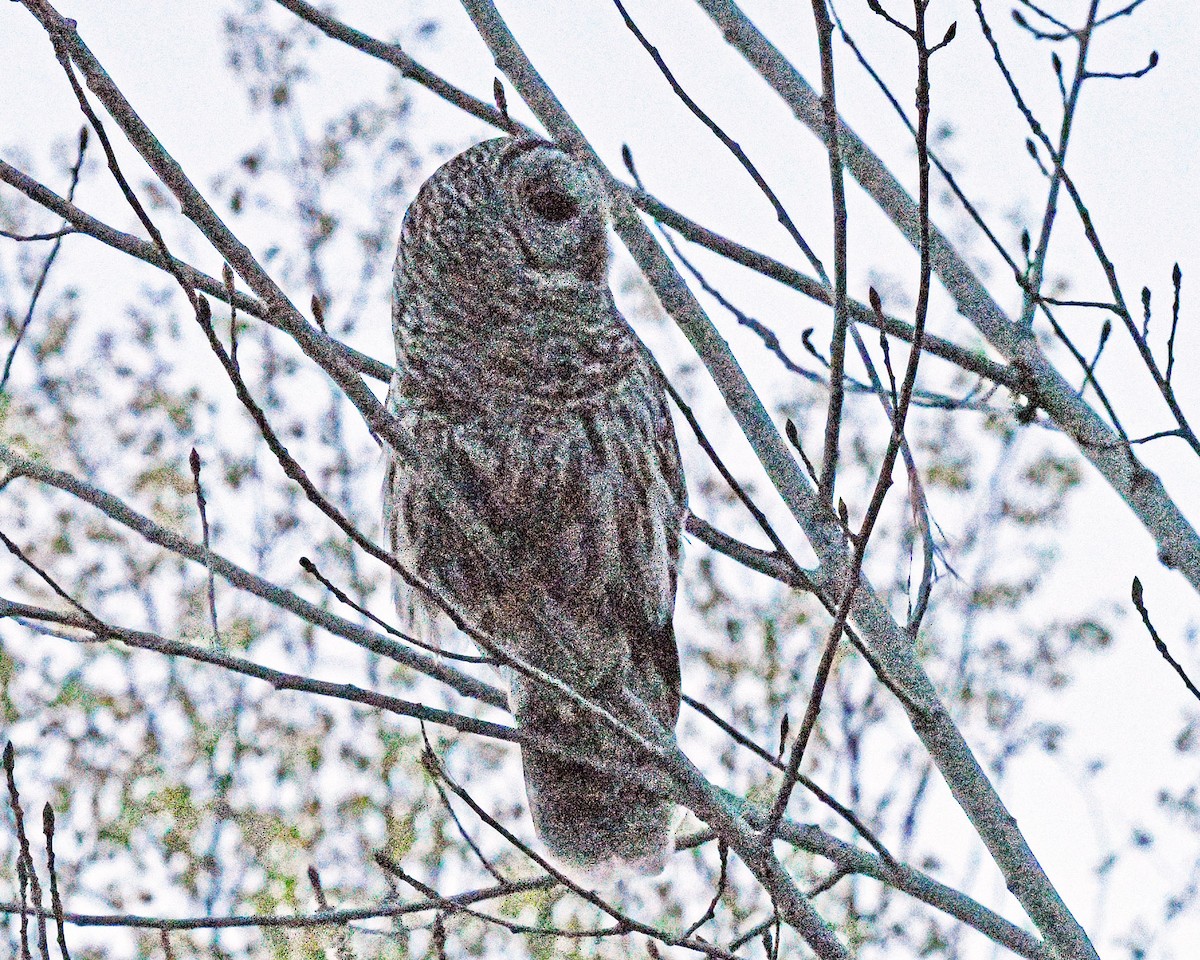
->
[1131,577,1200,703]
[0,126,87,394]
[683,694,898,868]
[972,0,1200,465]
[696,0,1200,589]
[299,556,493,665]
[0,227,75,242]
[0,599,520,744]
[0,158,394,384]
[40,806,71,960]
[610,0,827,281]
[0,445,508,708]
[188,448,221,648]
[0,877,556,931]
[4,744,49,960]
[809,0,851,508]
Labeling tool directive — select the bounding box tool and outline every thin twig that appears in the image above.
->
[41,806,71,960]
[0,227,76,242]
[5,744,49,960]
[189,448,221,648]
[420,726,507,883]
[681,840,727,938]
[1018,0,1101,330]
[0,126,87,394]
[299,556,493,665]
[856,293,936,637]
[375,852,621,941]
[807,868,850,897]
[34,8,197,310]
[1131,577,1200,702]
[420,746,742,960]
[17,855,30,960]
[729,915,778,950]
[809,0,851,508]
[611,0,827,281]
[683,514,813,590]
[307,866,354,960]
[223,263,240,364]
[682,694,898,868]
[0,529,100,626]
[1018,0,1070,32]
[1166,263,1182,384]
[1078,319,1111,398]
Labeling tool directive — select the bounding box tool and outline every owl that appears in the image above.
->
[382,136,686,877]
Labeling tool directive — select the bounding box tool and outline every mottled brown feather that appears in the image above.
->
[383,137,686,875]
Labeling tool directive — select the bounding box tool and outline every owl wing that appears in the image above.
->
[385,362,684,684]
[384,297,686,873]
[504,374,686,875]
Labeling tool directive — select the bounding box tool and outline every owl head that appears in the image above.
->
[399,136,612,295]
[497,137,611,282]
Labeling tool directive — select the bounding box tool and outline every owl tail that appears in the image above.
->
[508,668,677,882]
[519,737,676,883]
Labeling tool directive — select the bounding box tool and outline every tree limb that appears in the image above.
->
[693,0,1200,594]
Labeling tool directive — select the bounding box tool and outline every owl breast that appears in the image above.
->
[387,353,681,669]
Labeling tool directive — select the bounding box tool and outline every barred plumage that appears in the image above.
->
[382,137,686,876]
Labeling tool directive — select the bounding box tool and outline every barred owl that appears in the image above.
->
[382,136,686,877]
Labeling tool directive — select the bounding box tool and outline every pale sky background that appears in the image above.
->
[2,0,1199,957]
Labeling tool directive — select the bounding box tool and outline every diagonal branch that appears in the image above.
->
[458,1,1100,957]
[0,599,518,743]
[0,127,87,394]
[0,157,393,384]
[262,0,1020,392]
[691,0,1200,593]
[0,444,507,709]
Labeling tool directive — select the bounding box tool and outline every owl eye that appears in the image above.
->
[527,188,578,223]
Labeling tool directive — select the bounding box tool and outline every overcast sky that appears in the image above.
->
[2,1,1199,956]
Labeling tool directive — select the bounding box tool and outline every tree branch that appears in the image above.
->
[0,444,508,709]
[693,0,1200,592]
[457,1,1101,955]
